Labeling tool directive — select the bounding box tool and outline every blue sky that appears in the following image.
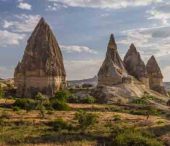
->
[1,0,170,81]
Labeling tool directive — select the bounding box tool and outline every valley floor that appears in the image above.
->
[0,99,170,146]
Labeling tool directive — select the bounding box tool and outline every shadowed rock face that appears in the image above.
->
[146,56,167,96]
[124,44,149,86]
[14,17,66,98]
[98,34,129,86]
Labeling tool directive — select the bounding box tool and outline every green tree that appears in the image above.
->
[75,110,98,131]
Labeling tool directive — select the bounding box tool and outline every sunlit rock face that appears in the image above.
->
[98,34,130,86]
[146,55,167,96]
[14,17,66,98]
[123,44,149,87]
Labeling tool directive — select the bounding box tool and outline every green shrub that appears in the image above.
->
[130,107,161,116]
[12,106,20,111]
[0,85,4,98]
[131,98,148,105]
[75,110,98,130]
[143,92,156,100]
[13,98,37,111]
[113,114,121,121]
[48,118,71,131]
[54,90,70,102]
[111,125,163,146]
[50,97,70,111]
[49,91,70,111]
[114,130,163,146]
[68,95,96,104]
[81,96,96,104]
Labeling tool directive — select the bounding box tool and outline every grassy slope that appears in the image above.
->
[0,99,170,146]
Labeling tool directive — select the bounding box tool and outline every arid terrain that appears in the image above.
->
[0,86,170,146]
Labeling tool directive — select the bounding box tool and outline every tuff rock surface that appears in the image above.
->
[95,35,169,103]
[124,44,149,86]
[98,34,130,86]
[146,55,167,96]
[14,17,66,98]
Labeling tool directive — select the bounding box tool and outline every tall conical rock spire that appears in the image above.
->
[146,56,163,78]
[124,44,148,86]
[14,17,66,98]
[146,56,167,96]
[108,34,117,49]
[98,34,129,86]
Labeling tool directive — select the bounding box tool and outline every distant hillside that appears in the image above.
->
[67,76,98,86]
[164,82,170,92]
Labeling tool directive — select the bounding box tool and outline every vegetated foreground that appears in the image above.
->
[0,91,170,146]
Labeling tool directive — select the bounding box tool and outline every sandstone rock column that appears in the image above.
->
[146,55,167,96]
[98,34,129,86]
[124,44,149,86]
[14,17,66,98]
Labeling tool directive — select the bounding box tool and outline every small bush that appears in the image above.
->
[48,118,71,131]
[111,125,163,146]
[12,106,20,111]
[131,98,148,105]
[13,98,37,111]
[68,95,96,104]
[113,114,121,121]
[54,90,70,102]
[0,85,4,98]
[130,107,161,116]
[50,99,70,111]
[49,91,70,111]
[75,110,98,130]
[81,96,96,104]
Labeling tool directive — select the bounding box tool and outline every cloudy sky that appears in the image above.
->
[0,0,170,81]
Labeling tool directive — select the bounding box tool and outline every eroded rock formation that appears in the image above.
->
[14,17,66,98]
[124,44,149,86]
[146,56,167,96]
[98,34,130,86]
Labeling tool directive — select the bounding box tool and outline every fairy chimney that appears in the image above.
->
[14,17,66,98]
[98,34,129,86]
[124,44,149,86]
[146,56,167,96]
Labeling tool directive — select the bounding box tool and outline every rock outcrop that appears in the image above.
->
[94,35,168,103]
[124,44,149,86]
[98,34,130,86]
[146,56,167,96]
[14,17,66,98]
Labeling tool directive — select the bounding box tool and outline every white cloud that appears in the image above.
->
[47,2,68,11]
[3,14,40,33]
[118,26,170,59]
[48,0,162,9]
[0,66,14,79]
[148,9,170,25]
[61,45,97,54]
[147,2,170,26]
[17,2,32,10]
[64,59,102,80]
[0,30,25,47]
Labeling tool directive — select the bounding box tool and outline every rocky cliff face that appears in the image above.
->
[146,56,167,96]
[98,34,130,86]
[14,17,66,98]
[124,44,149,86]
